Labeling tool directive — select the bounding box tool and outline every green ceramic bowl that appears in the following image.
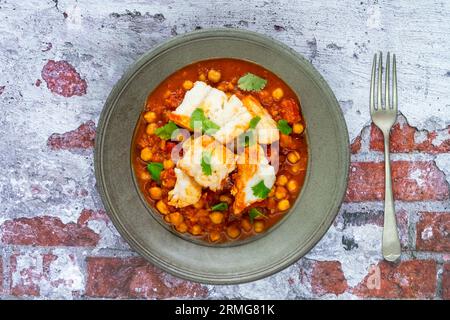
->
[95,29,349,284]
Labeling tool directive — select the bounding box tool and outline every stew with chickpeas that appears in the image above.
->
[132,58,307,244]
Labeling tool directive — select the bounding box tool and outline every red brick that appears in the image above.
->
[0,258,2,294]
[77,209,109,226]
[86,257,208,299]
[345,161,449,202]
[311,261,348,295]
[350,135,362,154]
[338,210,409,249]
[1,216,99,247]
[353,260,437,299]
[47,120,96,152]
[370,122,450,154]
[41,60,87,97]
[10,253,41,296]
[443,264,450,300]
[10,251,83,298]
[416,212,450,252]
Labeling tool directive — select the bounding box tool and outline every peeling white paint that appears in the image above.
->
[421,226,433,241]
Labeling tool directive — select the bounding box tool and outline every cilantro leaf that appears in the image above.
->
[251,180,271,199]
[238,73,267,92]
[249,116,261,129]
[154,121,179,140]
[201,151,212,176]
[277,119,292,135]
[147,162,164,184]
[211,202,228,211]
[249,208,268,224]
[190,108,220,134]
[238,130,256,147]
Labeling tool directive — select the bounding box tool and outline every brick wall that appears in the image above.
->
[1,2,449,300]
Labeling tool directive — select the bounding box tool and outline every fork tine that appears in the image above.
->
[392,54,398,112]
[370,53,377,113]
[385,52,390,109]
[377,51,383,109]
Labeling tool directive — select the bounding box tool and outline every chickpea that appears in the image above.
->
[268,186,276,197]
[272,88,284,101]
[149,186,162,200]
[289,163,302,175]
[287,180,299,193]
[169,212,184,225]
[254,221,265,233]
[176,222,188,233]
[209,231,221,242]
[156,200,169,214]
[140,171,151,181]
[276,175,288,186]
[198,73,206,81]
[140,147,153,161]
[191,225,202,236]
[162,176,176,188]
[207,69,221,83]
[277,199,290,211]
[293,123,304,134]
[143,111,157,123]
[226,225,241,239]
[209,212,224,224]
[163,159,175,169]
[287,151,300,164]
[241,219,252,232]
[182,80,194,90]
[146,123,158,135]
[275,186,288,200]
[193,199,204,209]
[219,194,233,204]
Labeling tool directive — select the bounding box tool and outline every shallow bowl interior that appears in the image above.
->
[95,29,349,284]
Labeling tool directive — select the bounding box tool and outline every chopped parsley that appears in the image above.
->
[249,208,268,224]
[190,108,220,134]
[146,162,164,184]
[211,202,228,211]
[154,121,179,140]
[249,116,261,129]
[251,180,271,199]
[277,119,292,135]
[201,151,212,176]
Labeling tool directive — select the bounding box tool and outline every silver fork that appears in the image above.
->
[370,52,401,262]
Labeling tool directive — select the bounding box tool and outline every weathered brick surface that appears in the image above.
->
[9,251,83,298]
[1,1,449,301]
[0,258,2,294]
[416,212,450,252]
[47,121,96,152]
[345,161,449,202]
[353,260,437,299]
[1,216,100,247]
[85,257,208,299]
[443,264,450,300]
[350,136,362,154]
[370,122,450,154]
[311,261,348,295]
[41,60,87,97]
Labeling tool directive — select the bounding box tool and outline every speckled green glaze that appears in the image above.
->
[94,28,349,284]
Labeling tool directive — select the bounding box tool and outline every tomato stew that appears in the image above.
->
[132,58,307,244]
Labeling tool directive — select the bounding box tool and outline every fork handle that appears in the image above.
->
[382,132,401,261]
